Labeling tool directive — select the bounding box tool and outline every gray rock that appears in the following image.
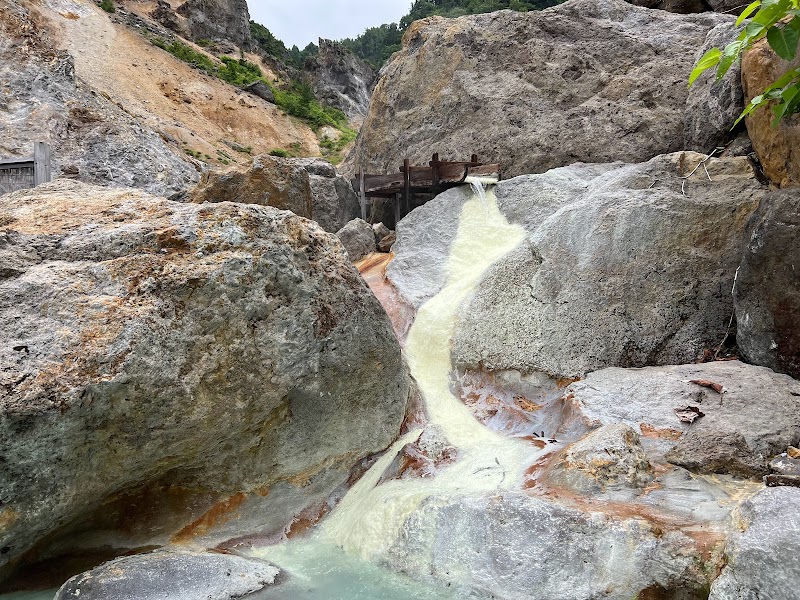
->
[377,231,396,253]
[55,551,280,600]
[545,424,654,495]
[770,454,800,477]
[305,39,375,120]
[451,153,767,378]
[343,0,729,178]
[626,0,710,12]
[336,218,376,262]
[0,2,198,198]
[189,155,360,233]
[372,222,390,245]
[566,361,800,475]
[176,0,252,49]
[685,23,745,153]
[244,81,275,104]
[665,428,767,477]
[0,180,410,579]
[735,191,800,380]
[384,492,713,599]
[387,185,473,307]
[709,487,800,599]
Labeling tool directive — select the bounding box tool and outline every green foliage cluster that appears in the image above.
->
[341,0,565,68]
[98,0,115,13]
[151,39,348,130]
[250,21,318,68]
[690,0,800,126]
[319,127,358,164]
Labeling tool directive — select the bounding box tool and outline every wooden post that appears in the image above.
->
[402,158,411,220]
[431,153,440,196]
[471,154,479,165]
[33,142,51,186]
[358,169,367,221]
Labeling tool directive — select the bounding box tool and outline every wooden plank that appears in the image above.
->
[466,164,501,180]
[0,158,34,168]
[403,159,411,220]
[33,142,51,186]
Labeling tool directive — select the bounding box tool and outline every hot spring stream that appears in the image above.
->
[1,185,533,599]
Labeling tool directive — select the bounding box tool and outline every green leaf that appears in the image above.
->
[689,47,722,86]
[767,23,800,60]
[716,40,744,79]
[737,0,762,25]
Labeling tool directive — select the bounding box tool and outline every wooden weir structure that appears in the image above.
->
[354,154,501,223]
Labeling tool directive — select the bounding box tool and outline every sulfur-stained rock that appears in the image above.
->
[0,180,410,580]
[545,424,654,495]
[735,191,800,380]
[709,487,800,599]
[741,38,800,187]
[343,0,729,178]
[189,155,360,233]
[55,551,280,600]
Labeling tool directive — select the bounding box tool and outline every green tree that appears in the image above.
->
[690,0,800,126]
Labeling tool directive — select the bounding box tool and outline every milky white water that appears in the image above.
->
[248,186,534,596]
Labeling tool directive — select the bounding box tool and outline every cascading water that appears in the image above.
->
[464,175,499,212]
[248,184,540,597]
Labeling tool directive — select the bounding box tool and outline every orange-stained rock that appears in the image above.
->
[741,38,800,187]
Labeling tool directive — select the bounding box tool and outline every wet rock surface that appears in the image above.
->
[0,2,198,198]
[189,155,360,233]
[735,191,800,380]
[544,424,654,495]
[446,153,766,378]
[0,180,410,578]
[344,0,729,178]
[709,487,800,600]
[336,218,376,262]
[55,551,280,600]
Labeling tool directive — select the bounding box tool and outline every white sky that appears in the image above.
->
[248,0,412,49]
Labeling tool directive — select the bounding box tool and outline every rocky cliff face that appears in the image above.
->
[305,39,375,121]
[0,0,198,198]
[0,180,411,579]
[344,0,729,177]
[176,0,252,48]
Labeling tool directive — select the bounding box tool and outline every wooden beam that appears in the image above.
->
[33,141,51,186]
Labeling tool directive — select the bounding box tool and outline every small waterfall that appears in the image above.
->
[249,184,533,597]
[465,175,498,213]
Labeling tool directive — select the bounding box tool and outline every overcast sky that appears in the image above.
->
[248,1,412,49]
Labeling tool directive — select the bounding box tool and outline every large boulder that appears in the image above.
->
[566,361,800,475]
[176,0,252,49]
[0,180,410,579]
[626,0,747,13]
[188,155,361,233]
[55,551,280,600]
[336,218,376,262]
[396,153,766,379]
[709,487,800,600]
[741,37,800,187]
[735,191,800,379]
[305,39,375,121]
[382,491,714,598]
[0,1,197,198]
[684,23,745,153]
[343,0,729,178]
